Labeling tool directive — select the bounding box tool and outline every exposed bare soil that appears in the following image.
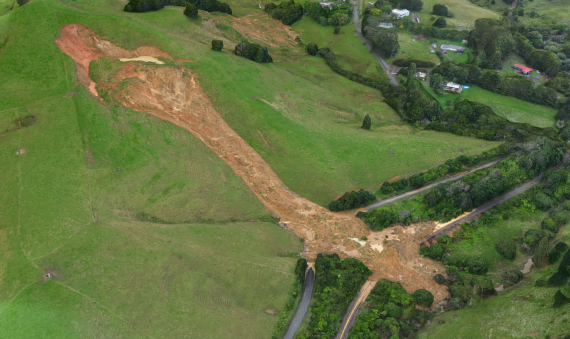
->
[54,24,448,303]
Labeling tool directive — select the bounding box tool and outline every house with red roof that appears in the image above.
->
[514,64,533,75]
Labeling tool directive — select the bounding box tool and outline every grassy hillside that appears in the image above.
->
[423,84,558,128]
[0,1,302,338]
[420,0,500,26]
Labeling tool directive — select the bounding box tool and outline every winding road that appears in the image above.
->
[365,157,503,211]
[283,267,315,339]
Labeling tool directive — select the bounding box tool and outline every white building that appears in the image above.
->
[444,82,463,93]
[415,72,427,79]
[392,9,410,19]
[378,23,394,28]
[441,44,465,53]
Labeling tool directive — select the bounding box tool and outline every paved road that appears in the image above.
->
[352,5,399,86]
[365,158,503,211]
[422,152,569,245]
[335,280,376,339]
[283,267,315,339]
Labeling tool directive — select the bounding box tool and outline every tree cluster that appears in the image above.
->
[432,4,449,17]
[363,26,399,58]
[468,18,516,69]
[329,189,376,211]
[296,254,371,339]
[124,0,232,14]
[264,0,304,25]
[410,25,468,41]
[233,42,273,63]
[392,58,435,68]
[304,1,351,27]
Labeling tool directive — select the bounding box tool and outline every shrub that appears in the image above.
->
[448,284,470,309]
[464,256,489,275]
[234,42,273,63]
[501,269,523,284]
[552,290,570,307]
[383,302,402,318]
[548,248,570,286]
[306,42,319,56]
[334,27,341,35]
[496,239,517,260]
[434,274,447,285]
[551,210,570,226]
[184,3,198,18]
[447,267,463,285]
[554,242,569,253]
[420,243,446,260]
[541,218,559,233]
[437,234,450,245]
[470,276,496,296]
[328,13,350,26]
[211,40,223,51]
[433,17,447,28]
[533,193,554,210]
[413,289,434,307]
[432,4,448,16]
[361,114,371,130]
[549,250,562,264]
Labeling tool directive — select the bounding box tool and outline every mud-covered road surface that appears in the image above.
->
[55,23,449,303]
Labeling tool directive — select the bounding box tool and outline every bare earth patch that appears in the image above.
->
[54,23,448,303]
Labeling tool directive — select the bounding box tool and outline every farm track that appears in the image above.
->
[335,280,377,339]
[365,157,503,211]
[283,267,315,339]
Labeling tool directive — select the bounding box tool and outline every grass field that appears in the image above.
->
[418,213,570,338]
[389,31,440,64]
[520,0,570,25]
[423,84,557,128]
[419,0,500,27]
[0,1,303,337]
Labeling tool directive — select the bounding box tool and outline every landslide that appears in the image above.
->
[54,23,448,304]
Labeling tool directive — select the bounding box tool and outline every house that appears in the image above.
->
[441,44,465,53]
[444,82,463,93]
[378,23,394,29]
[415,72,426,79]
[514,64,533,75]
[391,9,410,18]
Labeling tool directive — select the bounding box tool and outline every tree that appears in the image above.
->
[534,237,549,268]
[413,289,434,308]
[211,40,223,51]
[371,29,399,58]
[433,17,447,28]
[401,0,423,11]
[184,3,198,18]
[432,4,448,16]
[496,239,517,260]
[334,26,341,35]
[306,42,319,56]
[361,114,371,130]
[406,62,417,87]
[328,13,350,26]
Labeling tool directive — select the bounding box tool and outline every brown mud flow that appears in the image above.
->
[54,23,448,303]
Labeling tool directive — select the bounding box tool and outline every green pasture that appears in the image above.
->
[520,0,570,25]
[419,0,500,26]
[389,31,440,64]
[0,1,302,337]
[423,84,557,128]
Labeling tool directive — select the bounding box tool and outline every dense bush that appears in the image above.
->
[392,58,436,68]
[496,239,517,260]
[541,217,558,233]
[534,193,556,210]
[295,258,308,283]
[298,254,371,339]
[306,42,319,56]
[464,256,489,275]
[420,243,446,260]
[211,40,223,51]
[400,0,423,11]
[329,189,376,211]
[534,237,549,268]
[265,0,303,25]
[468,18,515,69]
[124,0,232,14]
[528,50,561,77]
[413,289,434,307]
[437,233,450,245]
[547,248,570,286]
[553,290,570,307]
[363,26,399,58]
[434,274,448,285]
[501,269,523,284]
[432,4,449,16]
[233,42,273,63]
[184,3,198,17]
[361,114,371,130]
[433,17,447,28]
[334,26,341,35]
[470,276,496,296]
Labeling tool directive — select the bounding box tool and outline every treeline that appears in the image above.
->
[359,136,566,230]
[264,1,351,27]
[426,100,561,141]
[430,62,560,108]
[379,145,509,194]
[264,0,303,26]
[410,25,468,42]
[124,0,232,14]
[392,58,435,68]
[329,189,376,212]
[295,254,371,339]
[347,279,435,338]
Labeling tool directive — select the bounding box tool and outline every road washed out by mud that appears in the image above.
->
[54,23,448,303]
[119,56,164,64]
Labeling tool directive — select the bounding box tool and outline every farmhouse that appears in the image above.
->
[415,72,426,79]
[444,82,463,93]
[392,9,410,18]
[513,64,533,75]
[440,44,465,53]
[378,23,394,28]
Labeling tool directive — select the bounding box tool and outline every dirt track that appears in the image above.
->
[54,23,449,303]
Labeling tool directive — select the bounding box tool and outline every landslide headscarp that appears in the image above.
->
[54,23,449,304]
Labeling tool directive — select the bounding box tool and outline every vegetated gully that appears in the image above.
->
[55,23,449,314]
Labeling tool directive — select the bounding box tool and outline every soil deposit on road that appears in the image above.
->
[55,23,448,303]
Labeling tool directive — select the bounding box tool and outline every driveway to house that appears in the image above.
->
[283,267,315,339]
[365,157,503,211]
[352,4,399,86]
